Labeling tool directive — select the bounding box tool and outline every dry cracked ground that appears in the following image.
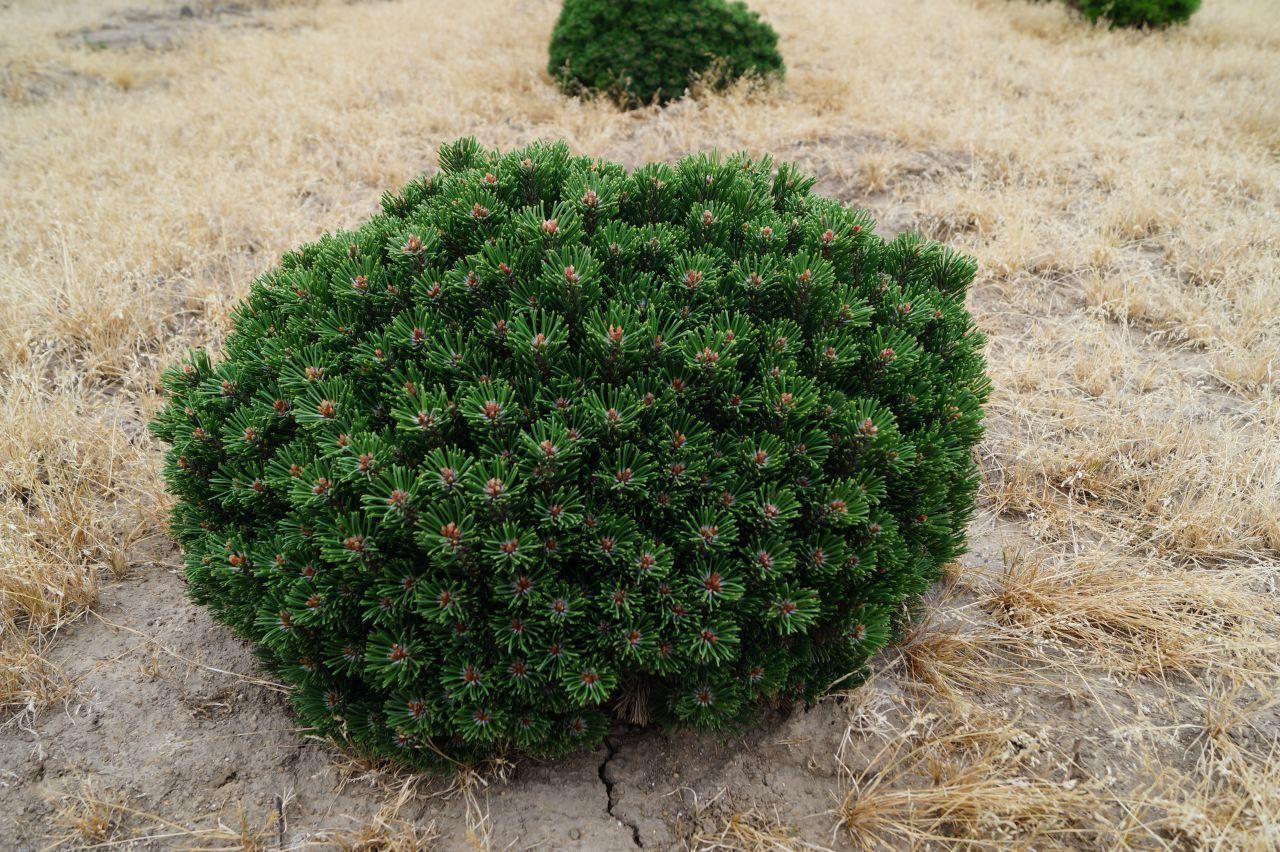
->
[1,0,1278,848]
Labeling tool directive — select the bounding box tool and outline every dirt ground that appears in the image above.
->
[1,0,1278,849]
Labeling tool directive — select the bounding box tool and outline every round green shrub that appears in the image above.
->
[151,138,988,768]
[1076,0,1200,27]
[548,0,784,109]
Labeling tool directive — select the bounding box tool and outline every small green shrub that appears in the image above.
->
[151,138,989,768]
[1076,0,1200,27]
[548,0,784,109]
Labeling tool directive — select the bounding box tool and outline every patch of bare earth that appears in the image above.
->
[1,0,1277,848]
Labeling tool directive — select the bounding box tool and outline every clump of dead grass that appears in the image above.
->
[45,776,130,849]
[895,548,1280,700]
[984,552,1280,683]
[836,705,1109,849]
[1119,686,1280,850]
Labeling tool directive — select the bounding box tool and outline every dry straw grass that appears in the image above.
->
[45,766,444,850]
[324,776,441,851]
[692,807,831,851]
[836,708,1108,849]
[45,776,293,850]
[2,0,1278,846]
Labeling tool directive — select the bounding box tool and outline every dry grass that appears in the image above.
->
[45,776,292,850]
[836,707,1109,849]
[44,777,130,849]
[1,0,1278,846]
[691,808,831,851]
[983,554,1280,682]
[897,550,1280,692]
[329,753,512,850]
[0,374,149,723]
[324,777,441,851]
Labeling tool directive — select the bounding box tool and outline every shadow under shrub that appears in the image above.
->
[151,138,989,768]
[548,0,784,109]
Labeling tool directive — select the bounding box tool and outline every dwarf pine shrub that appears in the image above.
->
[548,0,784,109]
[151,138,989,768]
[1076,0,1200,27]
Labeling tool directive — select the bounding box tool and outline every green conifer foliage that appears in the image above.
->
[1076,0,1200,27]
[548,0,784,109]
[151,139,989,768]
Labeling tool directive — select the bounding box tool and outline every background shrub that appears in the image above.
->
[151,138,988,767]
[1076,0,1200,27]
[548,0,784,108]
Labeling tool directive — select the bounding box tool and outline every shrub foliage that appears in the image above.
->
[152,138,989,767]
[1076,0,1200,27]
[548,0,784,108]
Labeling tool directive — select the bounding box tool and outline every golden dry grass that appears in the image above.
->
[836,708,1109,849]
[1,0,1278,847]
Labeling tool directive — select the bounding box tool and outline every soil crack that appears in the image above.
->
[598,735,643,847]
